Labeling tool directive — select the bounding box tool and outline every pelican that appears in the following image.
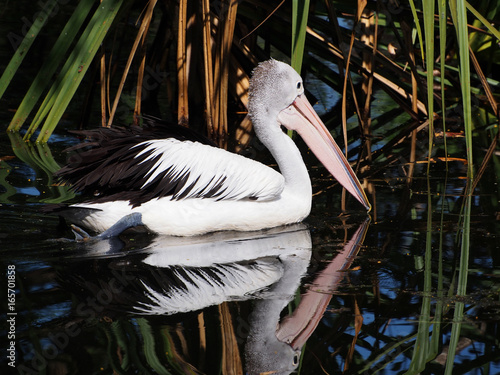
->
[56,59,370,236]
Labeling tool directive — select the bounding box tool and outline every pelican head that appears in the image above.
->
[248,59,371,211]
[249,59,304,122]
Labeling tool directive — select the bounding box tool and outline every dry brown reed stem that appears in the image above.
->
[218,303,243,374]
[162,326,200,373]
[469,46,498,117]
[344,298,363,372]
[472,131,498,193]
[232,60,252,150]
[105,32,115,123]
[213,14,221,136]
[175,323,189,357]
[98,0,106,128]
[107,0,157,127]
[213,0,239,148]
[197,312,207,369]
[230,41,255,150]
[340,0,366,211]
[135,11,151,125]
[135,2,157,124]
[177,0,189,126]
[469,46,499,192]
[323,2,351,212]
[341,28,357,159]
[100,50,107,127]
[374,71,427,115]
[341,0,367,158]
[230,62,249,108]
[202,0,215,139]
[135,55,146,124]
[239,0,286,43]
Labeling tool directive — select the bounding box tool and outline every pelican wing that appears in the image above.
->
[57,127,284,207]
[130,139,284,204]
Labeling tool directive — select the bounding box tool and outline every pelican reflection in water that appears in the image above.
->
[60,220,369,374]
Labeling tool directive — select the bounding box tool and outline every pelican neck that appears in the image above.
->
[255,122,312,198]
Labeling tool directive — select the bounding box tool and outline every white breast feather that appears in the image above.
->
[134,139,285,201]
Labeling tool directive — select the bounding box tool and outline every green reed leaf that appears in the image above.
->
[34,0,124,143]
[7,0,95,133]
[289,0,310,138]
[456,0,474,175]
[408,0,425,62]
[291,0,310,73]
[422,0,435,172]
[466,1,500,41]
[0,0,59,100]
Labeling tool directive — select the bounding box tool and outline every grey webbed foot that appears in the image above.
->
[71,213,144,241]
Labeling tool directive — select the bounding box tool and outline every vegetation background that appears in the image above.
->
[1,0,500,373]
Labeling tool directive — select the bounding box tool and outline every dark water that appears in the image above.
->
[1,129,500,375]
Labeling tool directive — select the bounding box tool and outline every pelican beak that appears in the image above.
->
[278,94,371,211]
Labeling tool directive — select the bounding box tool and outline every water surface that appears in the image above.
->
[1,129,500,375]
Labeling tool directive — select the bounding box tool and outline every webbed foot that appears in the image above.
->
[71,213,144,241]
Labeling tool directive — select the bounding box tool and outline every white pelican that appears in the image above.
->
[56,59,370,236]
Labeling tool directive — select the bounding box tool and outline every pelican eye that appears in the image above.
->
[296,81,302,91]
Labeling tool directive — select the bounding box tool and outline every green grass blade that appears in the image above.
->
[444,193,471,373]
[24,84,59,140]
[438,0,448,163]
[422,0,435,172]
[430,173,447,355]
[24,0,107,140]
[444,4,472,370]
[0,160,17,203]
[137,318,172,375]
[35,0,124,143]
[26,1,112,139]
[408,0,425,62]
[291,0,310,73]
[7,0,95,132]
[466,1,500,41]
[456,0,474,175]
[404,179,433,374]
[0,0,59,100]
[290,0,310,138]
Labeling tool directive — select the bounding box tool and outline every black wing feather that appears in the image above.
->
[56,116,216,207]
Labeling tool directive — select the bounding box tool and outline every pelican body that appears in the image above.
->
[57,60,370,236]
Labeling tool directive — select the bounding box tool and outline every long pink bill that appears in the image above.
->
[277,94,371,211]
